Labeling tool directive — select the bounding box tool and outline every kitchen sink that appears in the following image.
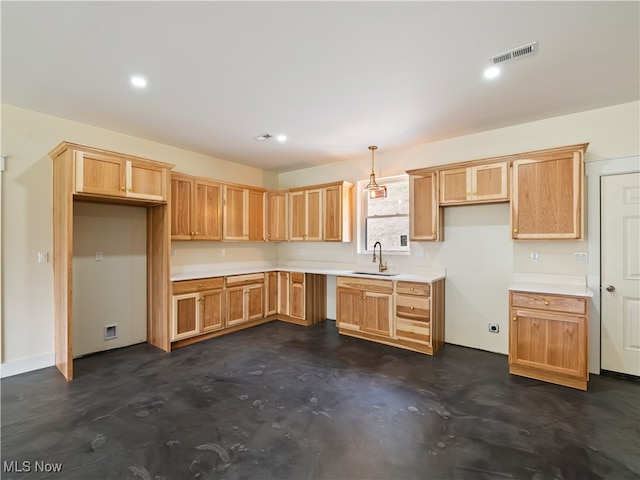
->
[349,271,399,277]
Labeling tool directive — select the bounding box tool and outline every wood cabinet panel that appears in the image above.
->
[397,281,430,296]
[247,189,265,241]
[75,152,125,197]
[336,277,392,338]
[171,176,192,239]
[266,271,278,316]
[174,294,198,339]
[171,174,221,240]
[127,160,167,201]
[324,183,353,242]
[290,189,322,241]
[409,172,441,241]
[223,185,246,240]
[511,292,586,315]
[172,277,224,295]
[290,276,305,320]
[278,271,290,316]
[201,290,224,333]
[267,192,288,242]
[439,162,508,205]
[226,286,246,326]
[439,168,468,204]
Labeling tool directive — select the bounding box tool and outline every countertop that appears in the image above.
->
[509,273,594,297]
[171,261,446,284]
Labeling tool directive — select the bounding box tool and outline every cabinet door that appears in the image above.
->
[336,288,364,330]
[511,153,582,239]
[172,293,199,341]
[439,168,468,204]
[289,191,306,241]
[267,192,288,242]
[247,284,265,320]
[324,185,343,241]
[396,294,431,345]
[361,292,392,337]
[410,173,440,241]
[266,271,278,316]
[247,189,265,241]
[278,272,290,315]
[471,162,508,202]
[74,151,126,197]
[223,185,246,241]
[306,189,323,241]
[510,309,587,380]
[126,160,167,201]
[200,290,224,332]
[226,286,246,326]
[194,180,222,240]
[290,273,305,320]
[171,175,193,240]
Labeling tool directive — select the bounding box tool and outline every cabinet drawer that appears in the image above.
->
[396,295,430,321]
[173,277,224,295]
[337,276,393,294]
[226,273,265,287]
[511,291,586,315]
[396,318,431,345]
[290,272,305,284]
[396,281,430,296]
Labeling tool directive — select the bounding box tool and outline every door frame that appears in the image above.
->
[586,155,640,373]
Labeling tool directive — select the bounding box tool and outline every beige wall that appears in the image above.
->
[1,101,638,375]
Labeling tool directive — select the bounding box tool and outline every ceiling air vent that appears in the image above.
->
[489,41,538,65]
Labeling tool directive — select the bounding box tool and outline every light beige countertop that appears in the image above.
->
[509,273,594,297]
[171,261,446,284]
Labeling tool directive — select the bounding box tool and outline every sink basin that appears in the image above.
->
[350,271,399,277]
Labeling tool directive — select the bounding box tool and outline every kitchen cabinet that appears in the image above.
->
[323,182,354,242]
[226,273,265,326]
[395,280,445,355]
[171,173,222,240]
[289,188,323,241]
[223,184,265,241]
[511,146,585,240]
[266,191,288,242]
[409,172,442,241]
[439,161,508,205]
[289,272,306,320]
[336,277,393,338]
[171,277,225,341]
[277,272,290,316]
[265,271,278,316]
[509,290,589,390]
[74,150,169,203]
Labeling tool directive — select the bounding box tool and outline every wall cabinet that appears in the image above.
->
[409,172,442,241]
[171,173,222,240]
[226,273,265,326]
[266,191,289,242]
[439,161,508,205]
[74,150,169,202]
[511,147,584,240]
[171,278,225,341]
[509,290,589,390]
[336,277,394,338]
[324,182,353,242]
[290,188,323,241]
[223,185,265,241]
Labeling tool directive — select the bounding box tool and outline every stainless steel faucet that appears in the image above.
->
[372,241,387,272]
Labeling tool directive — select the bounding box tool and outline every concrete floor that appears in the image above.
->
[2,320,639,480]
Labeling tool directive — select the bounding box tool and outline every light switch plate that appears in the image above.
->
[530,252,539,263]
[95,251,103,261]
[574,252,588,263]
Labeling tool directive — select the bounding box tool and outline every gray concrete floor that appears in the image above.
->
[2,320,639,480]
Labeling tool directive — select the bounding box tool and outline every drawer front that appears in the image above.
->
[396,281,430,296]
[511,291,587,315]
[290,272,305,284]
[226,273,265,287]
[396,318,431,345]
[337,276,394,294]
[396,295,430,321]
[173,277,224,295]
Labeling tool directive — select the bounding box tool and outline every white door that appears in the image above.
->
[601,172,640,375]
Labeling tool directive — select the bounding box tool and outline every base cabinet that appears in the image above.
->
[226,273,265,327]
[509,290,589,390]
[171,278,225,341]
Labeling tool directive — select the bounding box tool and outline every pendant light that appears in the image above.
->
[365,145,387,198]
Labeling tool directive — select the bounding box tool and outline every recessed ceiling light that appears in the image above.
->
[131,76,147,88]
[483,66,500,79]
[276,134,287,142]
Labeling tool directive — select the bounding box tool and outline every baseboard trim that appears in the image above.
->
[1,352,55,378]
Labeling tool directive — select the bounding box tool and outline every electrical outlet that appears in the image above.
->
[574,252,588,263]
[488,323,500,333]
[95,251,103,261]
[530,252,539,263]
[38,251,49,263]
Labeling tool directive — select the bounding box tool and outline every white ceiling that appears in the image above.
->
[2,1,638,172]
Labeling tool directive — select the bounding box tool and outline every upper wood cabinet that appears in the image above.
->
[73,150,171,203]
[171,173,222,240]
[511,146,586,240]
[409,172,442,241]
[223,185,265,241]
[324,182,353,242]
[266,191,288,242]
[290,188,323,241]
[439,161,509,205]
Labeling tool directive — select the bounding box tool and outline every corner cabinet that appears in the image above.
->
[409,172,442,241]
[509,290,589,390]
[511,145,587,240]
[171,173,222,240]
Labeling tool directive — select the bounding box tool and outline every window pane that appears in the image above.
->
[366,180,409,217]
[366,216,409,251]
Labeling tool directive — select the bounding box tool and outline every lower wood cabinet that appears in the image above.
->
[509,290,589,390]
[226,273,265,327]
[337,277,445,355]
[172,277,225,341]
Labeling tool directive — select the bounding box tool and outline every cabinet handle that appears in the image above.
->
[466,191,470,196]
[410,287,414,291]
[512,317,517,321]
[544,301,550,305]
[432,230,435,235]
[198,284,203,288]
[128,188,132,192]
[410,306,414,310]
[513,229,518,233]
[121,186,126,191]
[195,232,199,235]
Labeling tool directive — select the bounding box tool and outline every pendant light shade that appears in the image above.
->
[365,145,387,198]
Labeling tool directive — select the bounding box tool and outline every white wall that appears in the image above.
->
[1,101,639,375]
[72,202,147,357]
